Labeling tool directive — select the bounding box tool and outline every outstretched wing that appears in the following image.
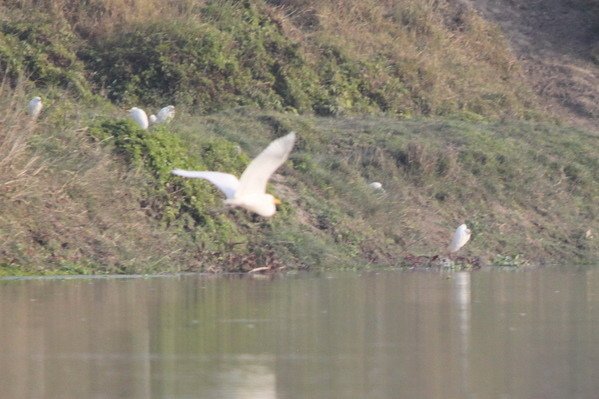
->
[171,169,239,199]
[236,132,296,197]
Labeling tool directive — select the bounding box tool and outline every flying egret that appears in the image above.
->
[156,105,175,123]
[129,107,149,130]
[28,96,42,119]
[368,181,384,191]
[172,132,296,217]
[448,224,471,253]
[149,114,157,124]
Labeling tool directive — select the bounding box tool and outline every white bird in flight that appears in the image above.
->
[28,96,42,119]
[448,224,471,253]
[172,132,296,217]
[129,107,149,130]
[156,105,175,124]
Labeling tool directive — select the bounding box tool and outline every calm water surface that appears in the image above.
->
[0,269,598,399]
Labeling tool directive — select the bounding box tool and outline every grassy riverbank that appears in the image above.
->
[2,99,597,274]
[0,1,597,274]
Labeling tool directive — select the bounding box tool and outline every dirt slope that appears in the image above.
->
[464,0,599,129]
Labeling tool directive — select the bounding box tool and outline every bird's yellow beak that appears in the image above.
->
[273,197,282,205]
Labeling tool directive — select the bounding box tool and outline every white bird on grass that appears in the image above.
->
[172,132,296,217]
[368,181,384,191]
[448,224,471,253]
[129,107,149,130]
[28,96,43,119]
[156,105,175,124]
[149,114,157,124]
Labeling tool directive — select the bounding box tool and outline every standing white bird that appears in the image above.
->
[156,105,175,124]
[149,114,157,124]
[172,132,296,217]
[448,224,471,253]
[28,96,43,119]
[129,107,149,130]
[368,181,384,191]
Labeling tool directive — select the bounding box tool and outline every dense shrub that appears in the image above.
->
[0,14,90,96]
[89,119,249,251]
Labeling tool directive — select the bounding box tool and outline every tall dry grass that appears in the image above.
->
[0,86,201,273]
[270,0,531,117]
[2,0,203,36]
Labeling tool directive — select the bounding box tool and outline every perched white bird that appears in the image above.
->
[448,224,471,253]
[172,132,296,217]
[129,107,149,130]
[28,96,43,119]
[156,105,175,124]
[368,181,384,191]
[149,114,157,124]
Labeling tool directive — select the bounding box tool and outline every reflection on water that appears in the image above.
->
[0,269,598,398]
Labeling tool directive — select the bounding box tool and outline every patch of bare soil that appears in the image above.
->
[463,0,599,130]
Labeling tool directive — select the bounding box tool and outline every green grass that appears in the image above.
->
[1,102,597,274]
[92,108,599,268]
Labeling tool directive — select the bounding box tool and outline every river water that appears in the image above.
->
[0,268,597,398]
